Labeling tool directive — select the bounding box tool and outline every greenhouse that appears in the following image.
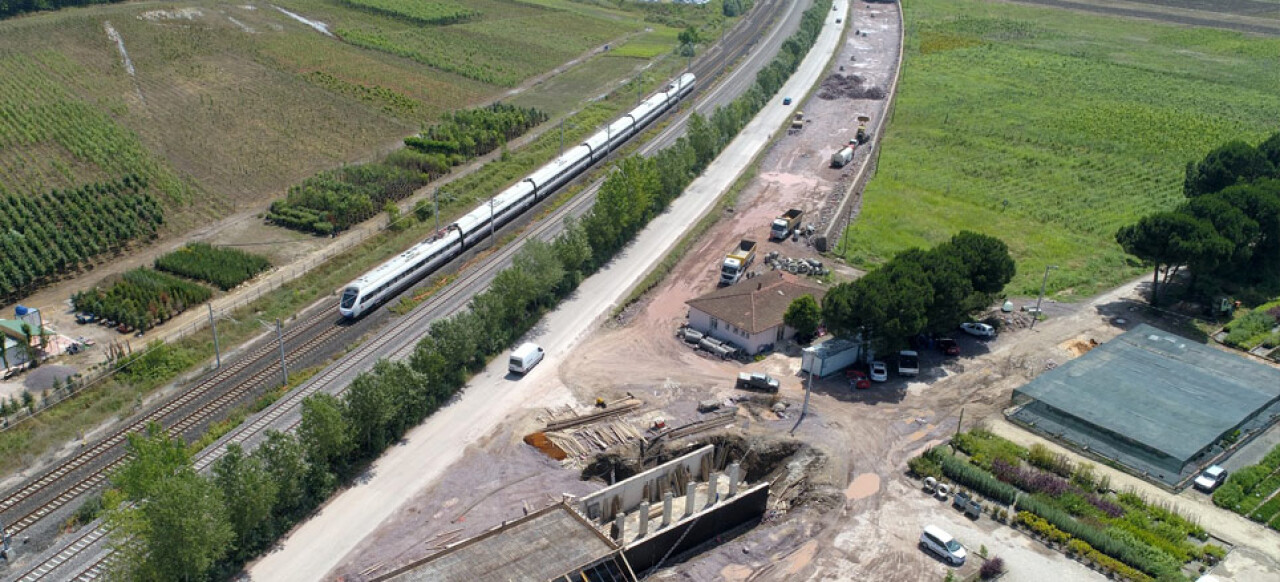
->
[1010,324,1280,487]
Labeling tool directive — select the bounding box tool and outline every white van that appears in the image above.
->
[508,342,544,375]
[919,524,966,566]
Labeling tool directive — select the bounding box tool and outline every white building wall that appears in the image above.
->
[687,307,789,355]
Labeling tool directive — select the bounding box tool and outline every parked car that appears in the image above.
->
[737,372,781,393]
[846,369,870,390]
[869,361,888,382]
[920,524,966,566]
[937,338,960,356]
[1194,465,1228,492]
[960,322,996,338]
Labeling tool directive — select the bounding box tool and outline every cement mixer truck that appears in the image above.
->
[831,145,855,168]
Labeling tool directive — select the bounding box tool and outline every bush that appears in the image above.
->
[72,268,213,331]
[155,243,271,291]
[979,556,1005,579]
[952,429,1028,471]
[908,454,943,481]
[1029,443,1074,478]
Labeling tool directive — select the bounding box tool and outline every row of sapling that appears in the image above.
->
[0,175,162,303]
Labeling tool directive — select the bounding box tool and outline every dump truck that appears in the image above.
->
[771,209,803,240]
[830,145,854,168]
[790,111,804,131]
[736,372,780,393]
[720,239,757,286]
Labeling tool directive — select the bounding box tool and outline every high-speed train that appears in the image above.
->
[339,73,697,318]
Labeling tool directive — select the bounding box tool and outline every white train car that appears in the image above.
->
[338,73,696,318]
[339,232,462,318]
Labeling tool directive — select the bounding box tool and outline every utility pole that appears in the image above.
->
[953,408,964,454]
[208,304,220,369]
[275,318,287,385]
[1030,265,1058,330]
[790,365,815,435]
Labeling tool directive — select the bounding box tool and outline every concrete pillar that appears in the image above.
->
[662,491,673,528]
[706,473,720,508]
[684,482,697,518]
[728,462,741,498]
[638,501,650,538]
[614,511,626,541]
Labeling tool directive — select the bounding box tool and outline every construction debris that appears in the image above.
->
[817,73,886,100]
[764,251,829,277]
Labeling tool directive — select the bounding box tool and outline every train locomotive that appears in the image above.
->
[338,73,696,318]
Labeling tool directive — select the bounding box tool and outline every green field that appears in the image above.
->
[274,0,641,87]
[841,0,1280,298]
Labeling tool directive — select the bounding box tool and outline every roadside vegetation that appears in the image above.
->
[155,243,272,291]
[842,0,1280,298]
[101,1,834,577]
[911,429,1224,581]
[1212,443,1280,530]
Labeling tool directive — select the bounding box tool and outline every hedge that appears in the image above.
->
[935,450,1018,505]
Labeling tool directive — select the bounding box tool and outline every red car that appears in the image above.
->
[846,369,871,389]
[937,338,960,356]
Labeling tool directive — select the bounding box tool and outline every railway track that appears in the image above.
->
[6,1,804,579]
[0,308,338,538]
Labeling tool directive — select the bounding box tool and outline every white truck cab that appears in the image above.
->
[509,342,545,375]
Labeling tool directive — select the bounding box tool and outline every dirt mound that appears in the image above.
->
[522,432,567,460]
[817,73,886,100]
[1061,338,1099,357]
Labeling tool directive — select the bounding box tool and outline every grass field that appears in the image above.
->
[276,0,641,87]
[841,0,1280,298]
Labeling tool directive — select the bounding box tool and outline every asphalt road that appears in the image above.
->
[247,2,852,580]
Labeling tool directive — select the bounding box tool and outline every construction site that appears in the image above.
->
[322,1,1280,580]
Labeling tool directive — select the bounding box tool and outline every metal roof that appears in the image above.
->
[1013,324,1280,466]
[375,503,618,582]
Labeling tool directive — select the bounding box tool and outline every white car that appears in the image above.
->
[920,524,966,566]
[869,361,888,382]
[1193,465,1228,492]
[960,322,996,337]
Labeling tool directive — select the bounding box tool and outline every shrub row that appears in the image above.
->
[271,103,547,236]
[935,449,1018,504]
[0,175,163,303]
[1016,513,1155,582]
[71,268,212,332]
[1017,494,1179,578]
[951,427,1027,470]
[155,243,271,291]
[1214,443,1280,512]
[405,103,547,159]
